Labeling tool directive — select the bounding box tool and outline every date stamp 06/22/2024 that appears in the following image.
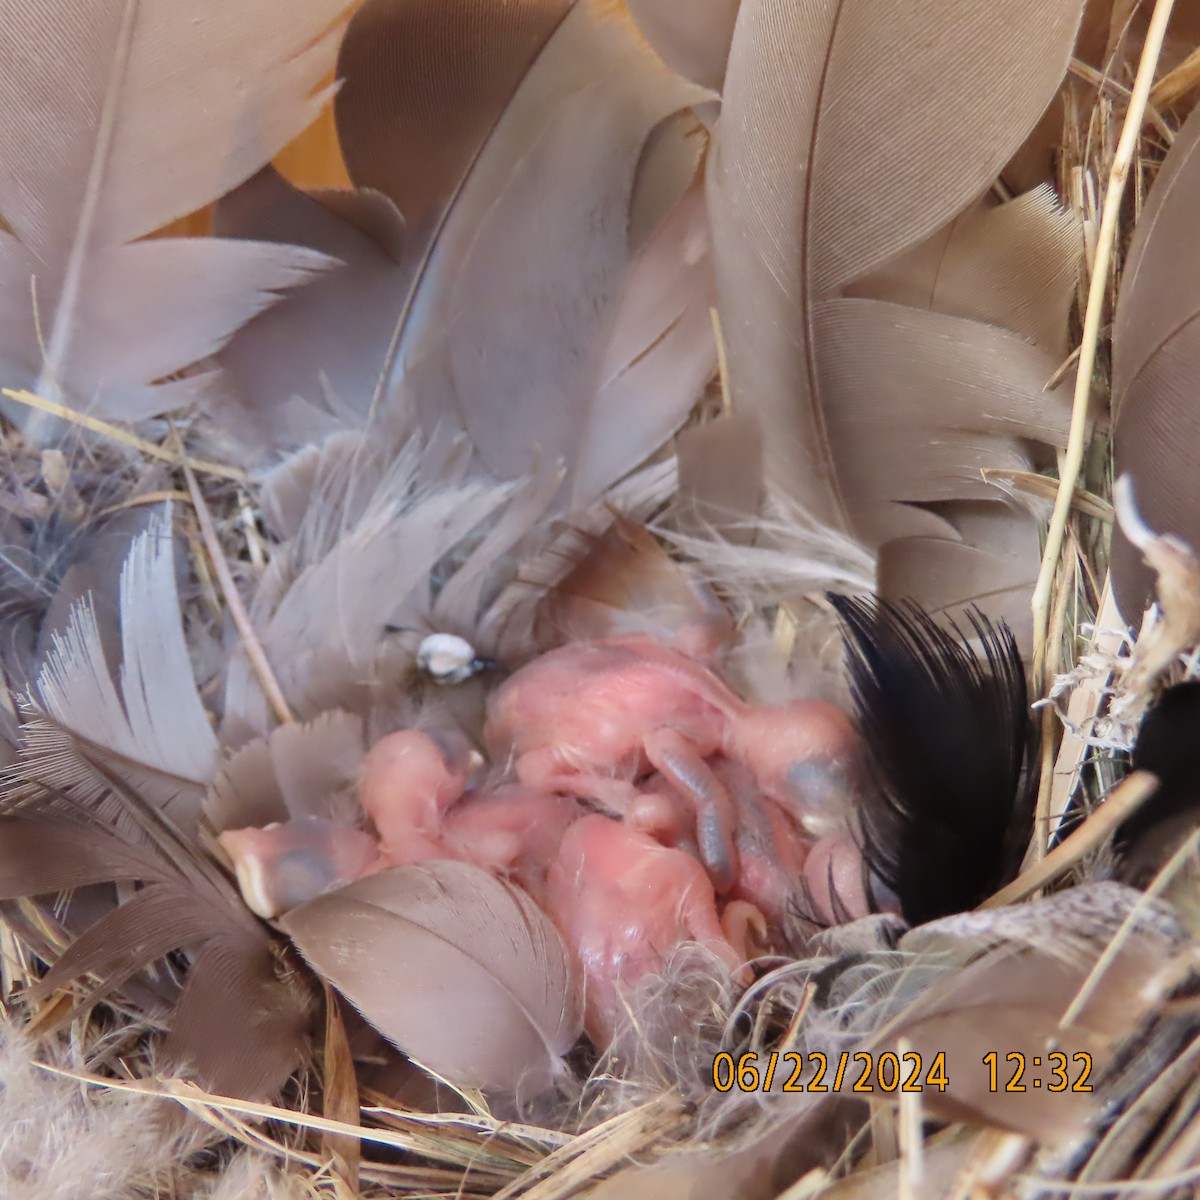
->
[710,1050,1096,1095]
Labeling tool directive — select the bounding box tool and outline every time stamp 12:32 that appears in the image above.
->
[710,1050,1094,1093]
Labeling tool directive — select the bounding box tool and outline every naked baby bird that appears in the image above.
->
[220,728,580,917]
[484,632,863,902]
[220,628,873,1044]
[218,592,1038,1054]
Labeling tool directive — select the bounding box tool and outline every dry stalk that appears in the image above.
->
[1031,0,1178,857]
[171,425,295,726]
[1,387,249,483]
[980,770,1159,909]
[1060,825,1200,1031]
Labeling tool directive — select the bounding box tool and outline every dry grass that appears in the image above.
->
[3,7,1200,1200]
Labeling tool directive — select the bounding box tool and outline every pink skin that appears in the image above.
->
[726,699,861,818]
[485,636,734,796]
[357,731,578,895]
[625,780,699,853]
[621,763,872,938]
[357,729,476,864]
[218,819,384,919]
[668,610,736,666]
[708,757,811,928]
[544,814,765,1047]
[221,742,578,916]
[485,635,861,894]
[221,636,879,1043]
[801,830,874,925]
[443,785,581,901]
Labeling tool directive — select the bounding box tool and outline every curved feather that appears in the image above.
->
[206,710,366,834]
[708,0,1085,538]
[0,0,351,433]
[334,0,575,250]
[332,0,714,504]
[222,434,512,741]
[0,804,315,1099]
[876,503,1045,652]
[280,860,582,1094]
[627,0,741,90]
[873,891,1181,1146]
[1111,106,1200,621]
[210,167,409,460]
[846,186,1082,357]
[33,505,217,829]
[0,506,315,1099]
[831,595,1036,925]
[835,186,1082,644]
[531,515,734,652]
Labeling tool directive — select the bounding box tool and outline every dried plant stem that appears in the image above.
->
[498,1098,684,1200]
[897,1038,924,1200]
[1059,823,1200,1031]
[980,468,1113,521]
[979,770,1159,909]
[36,1062,568,1175]
[172,427,295,726]
[1077,1031,1200,1182]
[1151,43,1200,109]
[710,305,732,415]
[1,388,250,483]
[321,986,363,1194]
[1030,0,1176,853]
[1031,0,1176,680]
[1031,546,1079,866]
[1068,59,1174,142]
[93,489,194,520]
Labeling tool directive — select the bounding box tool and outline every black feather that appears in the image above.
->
[830,595,1037,925]
[1114,681,1200,887]
[1129,681,1200,787]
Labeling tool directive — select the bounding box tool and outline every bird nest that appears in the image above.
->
[3,2,1200,1199]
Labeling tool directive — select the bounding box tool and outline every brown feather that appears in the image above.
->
[846,185,1082,357]
[333,0,714,503]
[627,0,741,90]
[206,711,366,834]
[533,514,733,651]
[1111,106,1200,620]
[872,883,1189,1147]
[334,0,575,249]
[210,168,408,461]
[0,809,314,1100]
[221,433,512,740]
[13,508,215,832]
[0,0,351,436]
[673,411,765,540]
[707,0,1086,572]
[0,513,316,1099]
[279,860,582,1095]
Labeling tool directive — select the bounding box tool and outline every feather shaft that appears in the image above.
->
[175,432,294,726]
[0,0,352,430]
[1031,0,1178,869]
[33,0,138,430]
[0,389,250,483]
